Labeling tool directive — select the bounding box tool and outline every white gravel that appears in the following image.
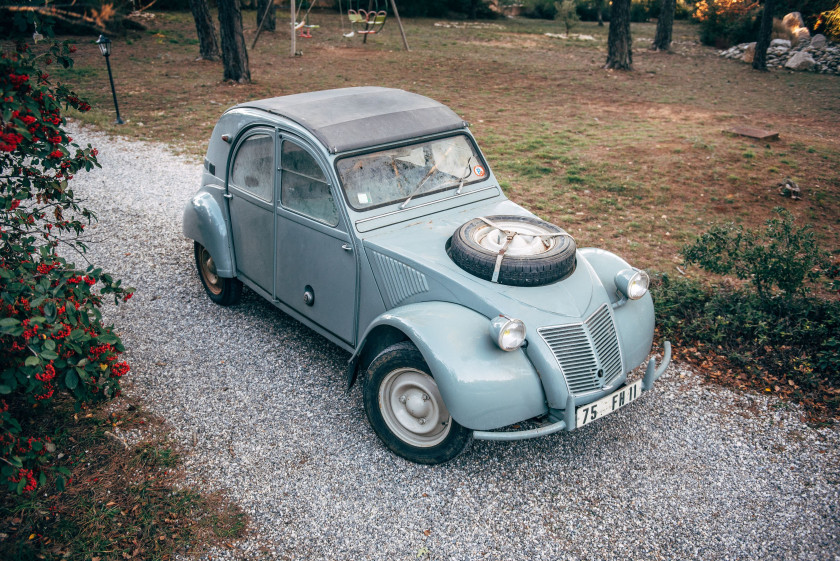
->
[66,123,840,561]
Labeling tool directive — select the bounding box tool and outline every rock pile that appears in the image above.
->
[719,34,840,75]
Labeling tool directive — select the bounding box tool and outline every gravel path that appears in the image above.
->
[67,123,839,561]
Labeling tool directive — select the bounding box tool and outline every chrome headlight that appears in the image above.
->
[615,268,650,300]
[489,315,526,351]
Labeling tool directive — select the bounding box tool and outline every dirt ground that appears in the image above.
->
[47,12,840,272]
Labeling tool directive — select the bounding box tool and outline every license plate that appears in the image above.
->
[575,379,642,428]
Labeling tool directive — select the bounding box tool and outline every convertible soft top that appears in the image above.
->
[234,87,469,154]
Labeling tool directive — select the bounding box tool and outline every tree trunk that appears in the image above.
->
[596,0,604,26]
[605,0,632,70]
[188,0,221,61]
[652,0,675,51]
[752,0,775,71]
[256,0,275,32]
[218,0,251,83]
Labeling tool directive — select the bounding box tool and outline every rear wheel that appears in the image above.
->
[194,242,242,306]
[363,341,471,464]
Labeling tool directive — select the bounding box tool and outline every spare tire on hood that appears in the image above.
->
[449,215,576,287]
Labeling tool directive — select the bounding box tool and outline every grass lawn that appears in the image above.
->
[50,11,840,274]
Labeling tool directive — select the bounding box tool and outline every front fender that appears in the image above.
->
[579,248,655,369]
[182,188,235,277]
[356,302,548,431]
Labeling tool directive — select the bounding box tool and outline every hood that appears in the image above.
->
[361,200,602,321]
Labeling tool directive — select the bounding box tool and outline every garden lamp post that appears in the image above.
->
[95,35,124,125]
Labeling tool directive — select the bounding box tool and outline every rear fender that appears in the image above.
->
[351,302,547,431]
[182,188,235,277]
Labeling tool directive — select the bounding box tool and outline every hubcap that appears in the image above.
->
[198,246,223,295]
[379,368,452,447]
[472,220,556,256]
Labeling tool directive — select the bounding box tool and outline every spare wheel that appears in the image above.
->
[450,215,576,287]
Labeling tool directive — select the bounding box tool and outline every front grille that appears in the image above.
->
[538,304,623,395]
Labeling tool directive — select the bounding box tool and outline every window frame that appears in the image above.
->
[278,136,342,228]
[228,129,276,204]
[334,133,490,213]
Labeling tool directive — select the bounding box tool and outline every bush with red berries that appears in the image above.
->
[1,42,133,494]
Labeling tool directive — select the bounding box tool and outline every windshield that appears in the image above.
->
[336,135,488,211]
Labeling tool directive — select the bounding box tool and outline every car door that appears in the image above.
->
[227,128,275,294]
[275,135,358,345]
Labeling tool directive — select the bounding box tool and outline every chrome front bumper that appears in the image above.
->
[473,341,672,441]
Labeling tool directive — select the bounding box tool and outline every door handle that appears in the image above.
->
[341,243,353,253]
[223,193,233,199]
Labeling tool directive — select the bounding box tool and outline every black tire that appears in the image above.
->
[450,215,576,287]
[363,341,471,464]
[194,242,243,306]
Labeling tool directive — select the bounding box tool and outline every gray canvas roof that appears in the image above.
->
[234,87,468,154]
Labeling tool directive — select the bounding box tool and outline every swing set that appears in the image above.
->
[254,0,409,56]
[294,0,319,38]
[340,0,409,49]
[341,0,386,37]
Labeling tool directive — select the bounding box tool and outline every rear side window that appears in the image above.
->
[281,141,339,227]
[230,133,274,202]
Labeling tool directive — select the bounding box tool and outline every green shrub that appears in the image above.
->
[554,0,580,32]
[681,208,828,300]
[653,209,839,413]
[523,0,559,19]
[816,2,840,40]
[630,0,659,22]
[695,0,762,48]
[1,42,133,494]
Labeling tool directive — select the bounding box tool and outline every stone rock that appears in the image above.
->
[742,42,756,63]
[771,38,791,49]
[795,27,811,42]
[779,178,801,200]
[783,12,805,32]
[811,34,827,49]
[785,51,816,70]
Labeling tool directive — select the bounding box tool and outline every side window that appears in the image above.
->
[281,141,339,227]
[230,133,274,202]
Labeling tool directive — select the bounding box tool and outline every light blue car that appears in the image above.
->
[183,87,671,464]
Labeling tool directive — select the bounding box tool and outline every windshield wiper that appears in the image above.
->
[455,157,473,195]
[400,145,457,209]
[400,165,441,209]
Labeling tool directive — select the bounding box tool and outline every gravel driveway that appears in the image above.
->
[68,124,839,561]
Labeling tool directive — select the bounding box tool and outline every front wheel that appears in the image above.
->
[363,341,471,464]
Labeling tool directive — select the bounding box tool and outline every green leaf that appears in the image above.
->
[0,318,20,328]
[40,350,59,360]
[25,356,40,367]
[44,339,56,351]
[99,333,118,345]
[0,385,11,394]
[75,367,89,381]
[65,370,78,390]
[43,301,57,322]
